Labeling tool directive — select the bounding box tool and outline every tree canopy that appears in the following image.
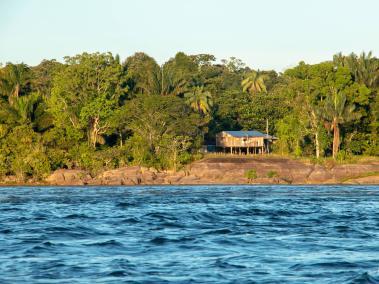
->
[0,50,378,181]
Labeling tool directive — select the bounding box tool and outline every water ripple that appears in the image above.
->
[0,185,379,283]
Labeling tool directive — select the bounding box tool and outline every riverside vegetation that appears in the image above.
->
[0,51,378,182]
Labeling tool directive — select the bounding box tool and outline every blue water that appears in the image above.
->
[1,186,379,283]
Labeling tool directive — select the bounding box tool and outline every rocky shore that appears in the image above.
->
[40,157,379,186]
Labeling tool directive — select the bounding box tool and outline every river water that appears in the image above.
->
[0,185,379,283]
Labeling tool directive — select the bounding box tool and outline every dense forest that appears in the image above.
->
[0,51,378,181]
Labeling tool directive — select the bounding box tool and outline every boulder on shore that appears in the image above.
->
[94,166,157,185]
[44,157,379,186]
[46,169,91,185]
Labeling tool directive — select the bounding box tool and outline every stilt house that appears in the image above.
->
[216,130,277,154]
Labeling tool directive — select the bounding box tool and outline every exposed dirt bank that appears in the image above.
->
[40,157,379,186]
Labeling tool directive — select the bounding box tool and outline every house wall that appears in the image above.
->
[216,132,265,147]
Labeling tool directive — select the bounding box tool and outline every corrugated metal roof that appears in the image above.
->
[223,130,277,139]
[224,130,266,137]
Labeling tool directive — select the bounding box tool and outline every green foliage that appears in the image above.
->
[31,59,64,97]
[124,94,204,170]
[245,169,257,181]
[334,51,379,88]
[157,134,192,171]
[221,57,246,73]
[49,52,127,147]
[336,150,353,162]
[161,52,197,96]
[321,89,361,158]
[0,50,378,182]
[238,92,291,132]
[0,63,31,103]
[241,70,268,95]
[184,86,213,115]
[267,170,278,178]
[0,125,50,181]
[124,52,160,95]
[275,115,306,156]
[209,89,290,143]
[278,60,372,158]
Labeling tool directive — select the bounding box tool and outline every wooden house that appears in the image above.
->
[216,130,277,154]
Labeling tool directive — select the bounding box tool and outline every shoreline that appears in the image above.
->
[1,183,379,187]
[1,156,378,186]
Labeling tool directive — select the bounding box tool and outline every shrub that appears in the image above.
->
[336,150,353,162]
[28,146,51,180]
[0,153,8,177]
[267,170,278,178]
[245,169,257,181]
[3,125,51,181]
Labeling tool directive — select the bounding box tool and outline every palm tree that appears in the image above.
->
[322,89,360,159]
[160,67,187,96]
[12,93,40,124]
[184,86,213,115]
[356,51,379,88]
[241,70,268,95]
[333,52,379,88]
[0,93,40,126]
[0,63,30,105]
[333,52,346,67]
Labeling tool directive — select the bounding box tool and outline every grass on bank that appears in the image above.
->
[203,152,379,165]
[339,171,379,183]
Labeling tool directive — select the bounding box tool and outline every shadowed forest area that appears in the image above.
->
[0,51,378,181]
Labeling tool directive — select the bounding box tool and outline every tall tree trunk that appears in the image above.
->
[14,84,20,98]
[310,109,320,159]
[332,119,340,159]
[8,84,20,106]
[89,116,100,148]
[315,131,320,159]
